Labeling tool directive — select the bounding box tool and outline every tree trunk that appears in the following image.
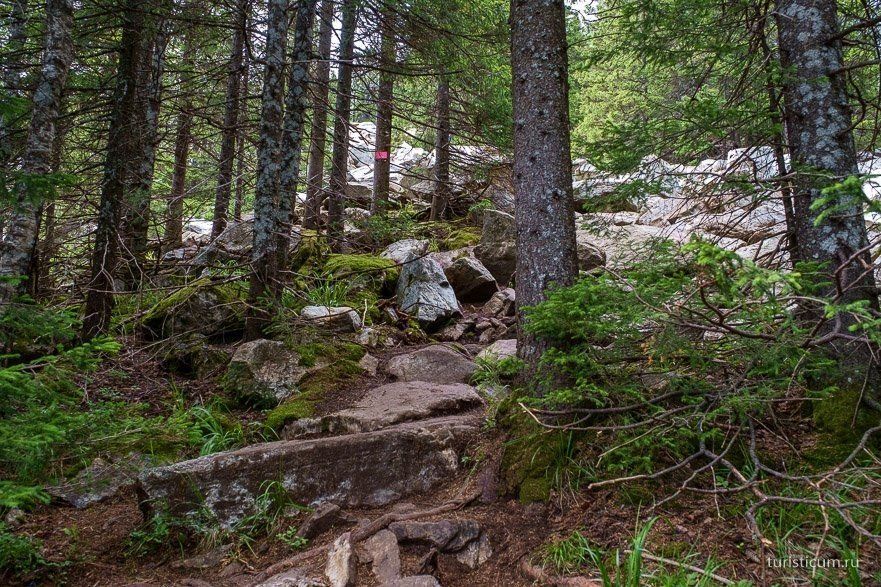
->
[82,2,146,338]
[0,0,75,306]
[429,75,451,221]
[120,3,170,287]
[276,0,318,275]
[326,0,358,251]
[234,47,251,221]
[509,0,579,371]
[371,11,396,217]
[775,0,880,365]
[211,0,247,238]
[303,0,335,229]
[0,0,29,168]
[244,0,289,340]
[166,37,195,250]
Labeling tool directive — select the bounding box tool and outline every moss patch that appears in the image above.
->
[441,226,482,250]
[807,386,879,466]
[298,359,364,396]
[292,341,365,368]
[265,391,321,431]
[498,395,573,504]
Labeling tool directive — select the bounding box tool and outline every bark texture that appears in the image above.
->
[234,47,251,222]
[326,0,358,251]
[371,11,396,216]
[82,2,146,338]
[166,37,195,250]
[211,0,247,238]
[245,0,289,339]
[121,3,170,287]
[303,0,335,229]
[509,0,579,370]
[776,0,880,362]
[429,75,451,221]
[0,0,74,305]
[276,0,318,272]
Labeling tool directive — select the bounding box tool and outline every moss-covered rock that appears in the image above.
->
[324,254,399,293]
[141,277,246,340]
[265,390,322,431]
[290,230,330,271]
[160,333,230,378]
[498,396,571,504]
[441,226,482,250]
[808,386,879,465]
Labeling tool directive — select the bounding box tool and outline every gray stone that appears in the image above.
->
[575,231,607,271]
[141,278,244,340]
[190,219,254,268]
[300,306,362,333]
[385,345,477,384]
[481,288,515,318]
[296,502,343,540]
[388,577,441,587]
[358,353,379,377]
[476,339,517,362]
[47,455,147,509]
[381,239,430,265]
[138,417,475,528]
[474,210,517,285]
[388,519,481,552]
[255,569,326,587]
[455,532,493,568]
[171,544,234,570]
[363,529,401,583]
[396,257,461,331]
[309,382,482,435]
[326,532,357,587]
[444,256,498,302]
[226,339,307,405]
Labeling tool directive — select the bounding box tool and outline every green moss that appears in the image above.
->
[442,226,482,250]
[221,362,275,409]
[265,391,320,431]
[298,359,364,395]
[518,477,551,504]
[498,396,572,503]
[323,254,399,292]
[263,357,366,431]
[142,277,213,323]
[292,341,365,368]
[807,386,878,466]
[290,231,330,271]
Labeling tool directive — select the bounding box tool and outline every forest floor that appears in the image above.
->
[11,334,879,587]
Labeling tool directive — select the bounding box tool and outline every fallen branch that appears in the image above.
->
[519,557,602,587]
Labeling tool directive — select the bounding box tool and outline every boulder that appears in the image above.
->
[476,339,517,362]
[286,382,482,437]
[381,239,430,265]
[190,219,254,268]
[396,257,461,330]
[481,287,515,318]
[474,210,517,285]
[137,417,476,528]
[141,277,244,340]
[300,306,362,333]
[444,256,498,302]
[224,339,308,405]
[47,455,148,509]
[575,231,607,271]
[385,346,477,384]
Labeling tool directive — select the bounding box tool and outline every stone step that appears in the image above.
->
[283,381,483,438]
[137,416,477,528]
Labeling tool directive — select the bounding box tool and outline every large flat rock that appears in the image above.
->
[385,346,477,384]
[325,382,482,434]
[137,417,476,528]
